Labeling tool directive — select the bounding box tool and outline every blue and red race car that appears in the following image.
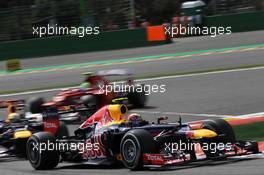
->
[0,100,69,158]
[26,104,262,170]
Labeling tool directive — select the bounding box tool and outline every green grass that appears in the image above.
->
[233,122,264,141]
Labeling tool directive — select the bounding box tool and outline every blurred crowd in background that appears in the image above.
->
[0,0,263,41]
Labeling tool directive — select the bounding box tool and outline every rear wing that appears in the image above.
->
[45,105,96,116]
[42,105,95,134]
[83,69,133,77]
[0,99,26,109]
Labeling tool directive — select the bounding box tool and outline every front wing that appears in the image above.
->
[142,141,264,167]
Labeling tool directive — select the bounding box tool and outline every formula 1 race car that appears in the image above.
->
[0,100,69,158]
[26,104,260,170]
[27,69,148,121]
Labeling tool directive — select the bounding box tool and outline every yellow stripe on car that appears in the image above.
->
[191,129,217,139]
[14,130,32,139]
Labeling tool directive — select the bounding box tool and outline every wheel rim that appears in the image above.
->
[28,140,39,164]
[122,139,137,163]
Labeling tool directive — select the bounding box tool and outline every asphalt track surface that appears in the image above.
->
[1,63,264,175]
[0,31,264,174]
[1,67,264,116]
[0,44,264,91]
[0,31,264,91]
[1,157,264,175]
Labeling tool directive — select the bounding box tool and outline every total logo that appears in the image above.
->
[44,122,58,128]
[146,154,163,161]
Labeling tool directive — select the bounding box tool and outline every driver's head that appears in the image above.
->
[6,113,21,123]
[83,72,94,82]
[80,82,91,90]
[7,104,16,114]
[127,113,148,126]
[128,113,142,122]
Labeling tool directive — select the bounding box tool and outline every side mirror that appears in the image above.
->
[157,116,168,124]
[74,123,97,138]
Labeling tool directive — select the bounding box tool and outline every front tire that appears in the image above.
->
[120,129,156,170]
[26,132,59,170]
[201,119,236,158]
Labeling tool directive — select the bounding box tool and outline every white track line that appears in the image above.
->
[1,66,264,97]
[130,110,264,122]
[227,112,264,119]
[131,110,230,118]
[135,66,264,82]
[183,112,264,125]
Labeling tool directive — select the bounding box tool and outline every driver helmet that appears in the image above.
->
[80,82,91,90]
[6,113,21,123]
[127,113,142,122]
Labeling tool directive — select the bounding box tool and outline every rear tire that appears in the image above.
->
[14,138,28,157]
[120,129,156,170]
[26,132,59,170]
[55,121,69,138]
[80,95,98,108]
[127,84,147,108]
[28,97,45,114]
[80,95,99,120]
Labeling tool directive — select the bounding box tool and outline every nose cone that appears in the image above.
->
[187,129,218,139]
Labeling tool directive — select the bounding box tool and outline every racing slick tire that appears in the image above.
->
[120,129,156,170]
[127,84,147,108]
[26,132,60,170]
[201,119,236,158]
[28,97,45,114]
[14,138,28,157]
[80,95,99,120]
[55,121,69,138]
[80,95,99,108]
